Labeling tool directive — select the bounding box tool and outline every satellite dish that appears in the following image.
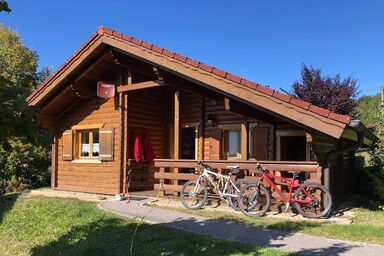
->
[97,81,115,99]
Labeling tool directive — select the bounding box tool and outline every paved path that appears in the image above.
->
[99,198,384,256]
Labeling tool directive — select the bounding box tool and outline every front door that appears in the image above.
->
[181,127,196,159]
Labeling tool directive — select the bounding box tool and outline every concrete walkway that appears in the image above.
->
[99,198,384,256]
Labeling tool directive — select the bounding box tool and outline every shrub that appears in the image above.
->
[357,165,384,201]
[0,137,50,192]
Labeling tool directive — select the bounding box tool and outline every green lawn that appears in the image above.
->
[0,193,292,256]
[154,197,384,245]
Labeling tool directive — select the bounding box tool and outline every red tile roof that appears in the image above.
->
[28,26,352,125]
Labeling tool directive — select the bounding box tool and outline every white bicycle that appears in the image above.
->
[180,160,250,210]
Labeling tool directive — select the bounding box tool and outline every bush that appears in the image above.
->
[0,137,50,193]
[357,165,384,201]
[0,177,27,195]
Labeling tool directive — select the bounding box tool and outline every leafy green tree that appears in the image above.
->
[0,25,51,193]
[0,24,39,143]
[354,89,384,200]
[353,93,381,125]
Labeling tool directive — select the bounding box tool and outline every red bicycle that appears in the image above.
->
[238,163,332,219]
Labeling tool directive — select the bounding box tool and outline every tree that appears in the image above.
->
[0,0,10,13]
[0,24,39,143]
[353,93,381,125]
[354,90,384,200]
[286,65,358,115]
[0,25,51,193]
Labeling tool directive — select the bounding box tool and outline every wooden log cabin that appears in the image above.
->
[27,26,377,203]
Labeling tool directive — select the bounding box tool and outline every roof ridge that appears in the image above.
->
[29,26,351,124]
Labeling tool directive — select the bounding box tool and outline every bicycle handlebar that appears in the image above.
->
[197,160,210,170]
[256,163,268,172]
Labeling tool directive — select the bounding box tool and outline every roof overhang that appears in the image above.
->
[28,26,377,145]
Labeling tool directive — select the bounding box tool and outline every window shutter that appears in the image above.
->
[100,129,114,161]
[62,130,73,161]
[251,127,269,160]
[209,128,221,160]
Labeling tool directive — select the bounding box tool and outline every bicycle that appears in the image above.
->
[238,163,332,218]
[180,160,250,210]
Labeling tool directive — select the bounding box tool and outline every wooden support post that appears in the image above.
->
[173,90,180,193]
[121,69,131,195]
[199,96,205,160]
[241,122,248,160]
[51,137,57,188]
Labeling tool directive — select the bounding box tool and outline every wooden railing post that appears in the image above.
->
[157,167,165,197]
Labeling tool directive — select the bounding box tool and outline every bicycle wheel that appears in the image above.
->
[180,179,208,210]
[238,184,271,217]
[293,182,332,219]
[227,179,250,211]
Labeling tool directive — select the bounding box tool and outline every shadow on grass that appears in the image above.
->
[31,217,284,256]
[0,193,19,224]
[31,209,364,256]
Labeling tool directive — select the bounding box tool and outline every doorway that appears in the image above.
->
[181,127,196,159]
[280,136,306,161]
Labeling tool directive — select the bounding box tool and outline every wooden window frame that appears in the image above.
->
[71,124,104,164]
[219,124,242,160]
[78,130,99,160]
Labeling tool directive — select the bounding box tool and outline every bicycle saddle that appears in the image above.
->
[228,166,240,175]
[288,171,302,179]
[227,165,240,169]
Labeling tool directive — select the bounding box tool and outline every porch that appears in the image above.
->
[152,159,320,196]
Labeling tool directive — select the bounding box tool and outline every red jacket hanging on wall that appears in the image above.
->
[133,130,144,163]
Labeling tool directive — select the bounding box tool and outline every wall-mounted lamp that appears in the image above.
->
[207,112,216,125]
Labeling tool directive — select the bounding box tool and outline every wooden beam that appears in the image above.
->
[241,122,248,160]
[117,80,162,93]
[174,90,180,159]
[120,69,131,195]
[199,96,205,160]
[173,90,180,189]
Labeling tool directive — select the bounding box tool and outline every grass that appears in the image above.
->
[0,193,293,256]
[152,197,384,245]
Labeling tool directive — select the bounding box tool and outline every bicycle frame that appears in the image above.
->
[193,167,239,198]
[258,171,314,204]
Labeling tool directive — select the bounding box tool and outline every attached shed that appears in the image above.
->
[27,26,377,203]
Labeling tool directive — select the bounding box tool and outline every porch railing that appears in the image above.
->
[153,159,321,196]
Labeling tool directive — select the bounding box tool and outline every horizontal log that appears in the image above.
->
[154,159,319,172]
[55,185,117,195]
[154,172,198,180]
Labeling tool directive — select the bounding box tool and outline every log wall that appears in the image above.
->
[56,97,120,194]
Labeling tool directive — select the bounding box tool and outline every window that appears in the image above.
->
[62,124,114,163]
[221,128,241,160]
[228,131,240,158]
[79,130,99,159]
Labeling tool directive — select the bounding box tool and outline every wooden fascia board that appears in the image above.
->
[28,35,104,106]
[117,80,162,92]
[102,35,347,139]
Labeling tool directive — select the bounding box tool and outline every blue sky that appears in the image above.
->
[1,0,383,96]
